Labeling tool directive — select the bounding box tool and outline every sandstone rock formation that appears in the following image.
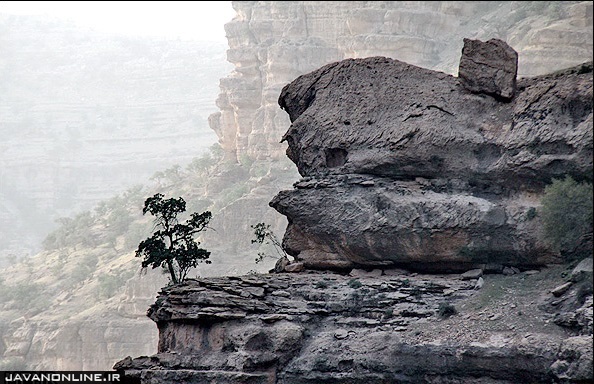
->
[115,267,593,383]
[115,48,593,384]
[271,53,592,272]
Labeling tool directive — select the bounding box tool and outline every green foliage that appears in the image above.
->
[151,164,183,187]
[540,176,593,259]
[251,222,289,264]
[97,270,134,299]
[347,278,362,289]
[42,184,147,251]
[315,280,329,289]
[239,153,255,168]
[0,281,50,311]
[525,207,537,221]
[186,144,224,175]
[216,183,250,209]
[437,302,457,319]
[68,253,99,286]
[250,161,270,178]
[135,193,212,284]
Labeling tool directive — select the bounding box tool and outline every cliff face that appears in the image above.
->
[115,37,593,382]
[116,265,593,383]
[211,1,592,164]
[271,50,592,271]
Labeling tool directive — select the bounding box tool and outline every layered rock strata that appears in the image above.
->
[271,55,593,272]
[115,270,592,383]
[212,1,593,163]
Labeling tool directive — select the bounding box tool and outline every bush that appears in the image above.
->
[540,176,593,259]
[97,270,134,299]
[437,302,457,319]
[348,279,362,289]
[251,222,289,264]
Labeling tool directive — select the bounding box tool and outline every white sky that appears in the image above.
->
[0,1,236,41]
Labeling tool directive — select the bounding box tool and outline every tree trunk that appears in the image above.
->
[167,260,178,284]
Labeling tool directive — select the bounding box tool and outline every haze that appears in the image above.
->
[0,1,235,41]
[0,1,235,263]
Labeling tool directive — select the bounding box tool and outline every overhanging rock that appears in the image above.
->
[272,50,592,272]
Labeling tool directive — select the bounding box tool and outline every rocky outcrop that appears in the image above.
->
[211,1,593,164]
[116,269,593,383]
[270,52,592,272]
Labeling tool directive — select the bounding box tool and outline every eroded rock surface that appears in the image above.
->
[272,57,593,272]
[116,270,592,383]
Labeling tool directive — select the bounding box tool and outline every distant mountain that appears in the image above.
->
[0,13,232,263]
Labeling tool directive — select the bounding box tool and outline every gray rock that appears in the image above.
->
[571,257,593,282]
[502,266,521,276]
[272,53,592,272]
[116,272,593,383]
[461,269,483,280]
[333,329,349,339]
[284,262,305,273]
[349,268,383,278]
[458,38,518,101]
[273,256,291,273]
[553,296,593,335]
[550,336,594,382]
[474,277,484,290]
[551,282,573,297]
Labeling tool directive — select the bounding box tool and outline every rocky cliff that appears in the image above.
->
[212,1,592,164]
[116,264,593,383]
[115,40,593,382]
[271,47,592,272]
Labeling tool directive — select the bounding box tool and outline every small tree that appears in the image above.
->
[251,222,289,263]
[136,193,212,284]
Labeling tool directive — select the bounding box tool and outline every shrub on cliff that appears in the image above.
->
[540,176,593,259]
[251,222,289,264]
[135,193,212,284]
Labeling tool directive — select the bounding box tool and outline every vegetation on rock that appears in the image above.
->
[540,176,593,260]
[135,193,212,284]
[251,222,289,264]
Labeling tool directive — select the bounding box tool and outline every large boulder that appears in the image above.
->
[272,52,592,272]
[458,38,518,101]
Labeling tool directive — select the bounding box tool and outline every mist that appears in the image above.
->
[0,2,234,265]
